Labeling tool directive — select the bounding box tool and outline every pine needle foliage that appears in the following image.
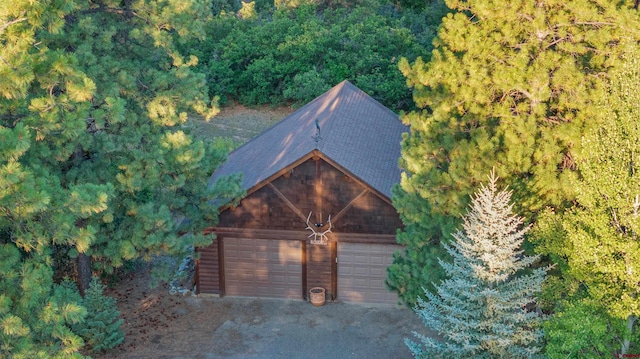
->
[388,0,640,305]
[407,174,547,359]
[0,249,87,359]
[72,277,124,353]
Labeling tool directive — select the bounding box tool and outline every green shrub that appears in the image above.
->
[72,277,124,353]
[203,3,444,110]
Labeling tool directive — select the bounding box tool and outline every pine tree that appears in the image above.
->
[72,277,124,353]
[40,0,233,292]
[389,0,640,305]
[1,1,241,355]
[0,246,88,358]
[406,174,547,358]
[533,42,640,357]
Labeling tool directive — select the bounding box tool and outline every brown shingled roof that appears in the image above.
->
[209,80,407,200]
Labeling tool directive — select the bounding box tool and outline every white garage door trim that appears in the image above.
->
[224,237,302,299]
[337,242,400,305]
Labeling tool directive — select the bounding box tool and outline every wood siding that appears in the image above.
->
[305,240,334,300]
[217,158,402,234]
[196,240,220,294]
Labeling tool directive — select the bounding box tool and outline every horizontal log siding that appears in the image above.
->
[196,242,220,294]
[306,241,333,300]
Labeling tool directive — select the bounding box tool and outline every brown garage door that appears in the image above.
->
[337,242,400,305]
[223,237,303,299]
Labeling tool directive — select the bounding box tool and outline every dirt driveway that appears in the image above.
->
[97,269,428,359]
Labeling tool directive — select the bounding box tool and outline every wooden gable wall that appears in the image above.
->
[217,157,402,234]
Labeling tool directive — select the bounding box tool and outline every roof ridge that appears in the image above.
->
[229,81,351,153]
[209,80,407,200]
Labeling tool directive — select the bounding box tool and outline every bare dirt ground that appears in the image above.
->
[95,264,425,359]
[187,103,293,144]
[95,266,212,359]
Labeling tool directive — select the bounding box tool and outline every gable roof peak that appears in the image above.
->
[209,81,407,200]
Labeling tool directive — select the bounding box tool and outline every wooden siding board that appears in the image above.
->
[196,241,220,294]
[306,240,333,300]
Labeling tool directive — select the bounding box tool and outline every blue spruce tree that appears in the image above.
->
[406,174,548,358]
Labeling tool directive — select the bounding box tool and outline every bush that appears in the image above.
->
[543,299,627,358]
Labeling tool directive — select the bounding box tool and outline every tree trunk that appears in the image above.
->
[76,252,92,297]
[621,314,637,355]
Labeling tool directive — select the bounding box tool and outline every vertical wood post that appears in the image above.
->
[314,155,322,225]
[302,240,308,300]
[331,239,337,301]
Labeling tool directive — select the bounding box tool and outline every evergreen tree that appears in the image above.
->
[389,0,640,305]
[0,246,87,358]
[533,42,640,357]
[1,1,241,355]
[72,277,124,353]
[406,174,547,358]
[1,2,99,356]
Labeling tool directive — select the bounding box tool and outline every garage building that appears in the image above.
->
[196,81,406,305]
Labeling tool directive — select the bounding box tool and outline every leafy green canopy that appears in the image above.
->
[533,42,640,357]
[197,2,448,109]
[407,174,547,359]
[1,0,241,356]
[389,0,640,305]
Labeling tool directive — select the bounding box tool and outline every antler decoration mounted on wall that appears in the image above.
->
[305,212,332,245]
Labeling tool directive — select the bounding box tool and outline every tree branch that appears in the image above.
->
[76,7,150,25]
[0,17,27,34]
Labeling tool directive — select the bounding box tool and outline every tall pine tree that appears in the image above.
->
[389,0,640,305]
[407,174,547,358]
[1,1,241,355]
[1,1,105,356]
